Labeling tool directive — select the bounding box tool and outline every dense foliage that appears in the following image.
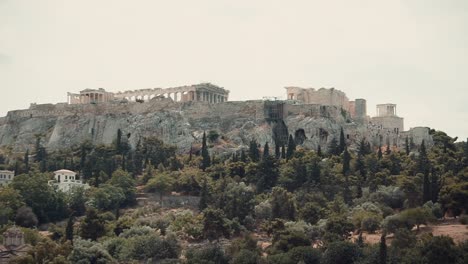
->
[0,130,467,263]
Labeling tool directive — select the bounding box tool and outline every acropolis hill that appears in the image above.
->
[0,83,432,154]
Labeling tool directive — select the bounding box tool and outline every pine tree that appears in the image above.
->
[201,131,211,171]
[263,142,270,159]
[286,134,296,160]
[379,233,387,264]
[339,127,346,153]
[65,215,74,242]
[405,136,410,155]
[24,149,29,173]
[199,178,209,211]
[248,139,260,162]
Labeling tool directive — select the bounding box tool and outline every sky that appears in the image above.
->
[0,0,467,140]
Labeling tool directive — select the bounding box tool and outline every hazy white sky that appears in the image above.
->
[1,0,467,139]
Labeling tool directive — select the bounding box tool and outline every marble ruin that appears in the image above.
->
[67,83,229,104]
[285,87,367,121]
[0,82,433,157]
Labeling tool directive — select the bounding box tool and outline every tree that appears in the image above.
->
[339,127,346,153]
[11,173,67,223]
[202,207,229,241]
[263,142,270,159]
[108,169,136,206]
[198,178,210,211]
[378,145,383,160]
[201,131,211,171]
[286,135,296,160]
[418,140,430,176]
[423,173,431,204]
[186,245,229,264]
[281,145,286,159]
[342,147,351,175]
[65,215,74,242]
[145,172,174,205]
[405,136,410,155]
[116,128,123,154]
[321,241,361,264]
[420,235,460,264]
[249,139,260,162]
[15,206,38,228]
[256,155,279,193]
[223,182,255,223]
[80,207,106,241]
[23,149,29,173]
[379,233,387,264]
[271,187,295,220]
[91,184,125,211]
[329,137,339,156]
[317,145,322,157]
[275,144,281,159]
[68,238,113,263]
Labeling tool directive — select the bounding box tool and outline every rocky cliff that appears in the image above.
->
[0,98,432,154]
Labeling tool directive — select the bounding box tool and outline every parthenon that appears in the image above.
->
[67,83,229,105]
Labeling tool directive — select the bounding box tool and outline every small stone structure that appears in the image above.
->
[0,170,14,187]
[68,83,229,104]
[48,169,89,192]
[0,227,30,264]
[371,104,404,133]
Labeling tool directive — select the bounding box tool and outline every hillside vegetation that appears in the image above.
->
[0,129,467,264]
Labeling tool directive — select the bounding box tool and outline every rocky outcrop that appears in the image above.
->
[0,98,432,155]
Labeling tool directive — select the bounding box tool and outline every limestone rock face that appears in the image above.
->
[0,99,432,155]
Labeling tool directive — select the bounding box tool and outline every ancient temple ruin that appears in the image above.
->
[67,83,229,104]
[371,104,404,133]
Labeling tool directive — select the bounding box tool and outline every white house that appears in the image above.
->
[48,169,89,192]
[0,170,15,187]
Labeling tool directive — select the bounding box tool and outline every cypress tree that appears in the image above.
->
[431,171,439,203]
[248,139,260,162]
[240,149,247,163]
[275,144,280,159]
[317,145,322,157]
[418,140,430,175]
[405,136,410,155]
[378,145,383,160]
[201,131,211,171]
[423,173,431,204]
[66,215,74,242]
[385,144,391,155]
[286,134,296,160]
[24,149,29,173]
[189,145,193,161]
[116,129,122,154]
[357,231,364,247]
[328,137,339,156]
[342,146,351,175]
[263,142,270,159]
[281,145,286,159]
[379,233,387,264]
[339,127,346,153]
[311,162,321,184]
[199,178,209,211]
